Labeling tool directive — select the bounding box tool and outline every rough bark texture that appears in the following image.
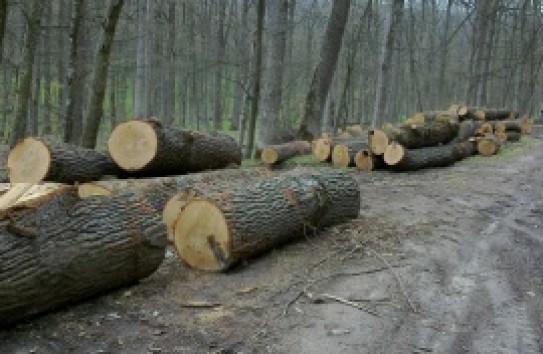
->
[0,187,167,327]
[298,0,351,140]
[495,120,522,133]
[384,142,462,171]
[384,118,459,149]
[108,120,242,176]
[261,141,312,165]
[506,131,522,142]
[174,170,359,271]
[454,120,482,142]
[406,111,459,126]
[8,138,121,184]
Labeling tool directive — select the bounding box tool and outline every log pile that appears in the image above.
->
[311,106,533,172]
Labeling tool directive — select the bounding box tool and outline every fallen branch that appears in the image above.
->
[306,291,379,317]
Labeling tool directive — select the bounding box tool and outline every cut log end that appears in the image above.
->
[383,142,405,166]
[162,190,197,243]
[261,148,279,164]
[331,145,350,168]
[368,130,389,155]
[174,199,230,271]
[313,138,332,162]
[108,120,159,171]
[477,138,499,156]
[354,149,373,171]
[7,138,51,183]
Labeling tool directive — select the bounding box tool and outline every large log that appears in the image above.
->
[261,141,312,165]
[172,171,360,271]
[476,134,502,156]
[383,142,462,171]
[0,187,167,327]
[354,149,386,171]
[7,137,120,183]
[378,117,459,149]
[331,141,367,168]
[107,119,242,176]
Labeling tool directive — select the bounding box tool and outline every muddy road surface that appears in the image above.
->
[2,131,543,353]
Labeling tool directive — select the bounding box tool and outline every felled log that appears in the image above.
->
[383,142,461,171]
[506,131,522,142]
[354,149,386,172]
[108,119,242,176]
[520,116,533,134]
[475,122,494,136]
[377,118,459,150]
[405,111,459,126]
[368,129,389,155]
[494,120,522,134]
[345,125,363,137]
[312,137,333,162]
[455,141,477,159]
[0,187,167,327]
[331,141,367,168]
[172,171,360,271]
[261,141,311,165]
[7,137,120,183]
[480,109,518,120]
[454,120,483,141]
[476,134,502,156]
[457,106,485,120]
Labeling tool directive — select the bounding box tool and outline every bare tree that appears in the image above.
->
[213,0,226,130]
[134,0,148,119]
[371,0,404,128]
[244,0,265,158]
[298,0,351,140]
[231,0,250,131]
[258,0,288,147]
[82,0,125,148]
[0,0,6,55]
[64,0,86,144]
[10,0,45,145]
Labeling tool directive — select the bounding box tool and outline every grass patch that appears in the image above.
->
[463,136,540,164]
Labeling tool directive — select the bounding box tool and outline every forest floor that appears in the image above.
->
[2,129,543,353]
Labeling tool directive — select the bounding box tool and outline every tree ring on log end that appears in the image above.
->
[384,142,405,166]
[8,137,51,183]
[313,138,332,162]
[332,145,349,167]
[108,120,159,171]
[355,149,373,171]
[163,190,197,242]
[261,148,278,164]
[174,199,230,271]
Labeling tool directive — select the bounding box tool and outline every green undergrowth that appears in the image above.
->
[463,136,540,164]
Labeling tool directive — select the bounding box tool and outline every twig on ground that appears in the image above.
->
[306,292,380,317]
[366,246,418,313]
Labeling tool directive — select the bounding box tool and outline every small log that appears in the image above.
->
[173,171,359,271]
[261,141,312,165]
[383,142,461,171]
[331,141,367,168]
[475,122,494,136]
[0,187,167,327]
[457,106,485,120]
[345,124,363,137]
[108,119,241,176]
[454,120,483,141]
[476,134,502,156]
[455,141,477,159]
[7,137,120,183]
[354,149,385,172]
[405,111,459,126]
[383,118,459,149]
[494,131,508,143]
[480,109,518,120]
[494,120,522,133]
[313,137,333,162]
[506,131,522,142]
[520,116,533,134]
[368,129,389,155]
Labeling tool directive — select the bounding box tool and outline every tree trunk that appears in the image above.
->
[258,0,288,147]
[10,0,45,145]
[173,171,359,271]
[82,0,125,149]
[213,0,226,130]
[261,140,311,165]
[7,137,120,183]
[64,0,87,144]
[134,0,148,119]
[0,0,6,53]
[164,0,176,125]
[298,0,351,140]
[231,0,250,131]
[107,120,242,176]
[42,2,53,136]
[371,0,404,128]
[0,187,166,328]
[244,0,265,158]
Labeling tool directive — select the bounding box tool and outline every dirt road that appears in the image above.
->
[2,132,543,353]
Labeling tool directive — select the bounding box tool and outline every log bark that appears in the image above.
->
[454,120,483,142]
[382,118,459,149]
[479,109,518,120]
[173,170,359,271]
[505,131,521,142]
[108,120,242,176]
[261,141,311,165]
[383,142,462,171]
[331,141,367,168]
[494,120,522,133]
[7,137,121,183]
[457,106,485,120]
[0,187,167,327]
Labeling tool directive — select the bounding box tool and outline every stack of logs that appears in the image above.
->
[310,106,534,172]
[0,119,360,327]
